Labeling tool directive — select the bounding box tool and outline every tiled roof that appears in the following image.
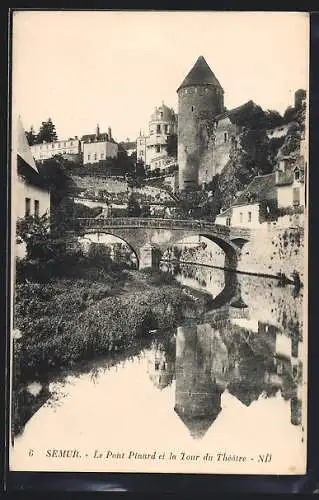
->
[81,132,110,143]
[215,100,256,123]
[232,173,277,206]
[177,56,223,92]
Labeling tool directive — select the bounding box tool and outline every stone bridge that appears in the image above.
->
[72,217,251,270]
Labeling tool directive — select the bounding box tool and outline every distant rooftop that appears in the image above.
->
[233,173,277,206]
[215,100,257,123]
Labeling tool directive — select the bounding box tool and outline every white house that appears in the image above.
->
[31,137,81,162]
[13,117,51,258]
[82,125,118,165]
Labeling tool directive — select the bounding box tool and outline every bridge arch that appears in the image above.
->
[74,218,251,271]
[80,232,140,269]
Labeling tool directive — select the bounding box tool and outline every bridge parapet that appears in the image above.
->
[73,217,237,237]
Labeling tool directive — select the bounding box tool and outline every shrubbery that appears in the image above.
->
[14,276,190,384]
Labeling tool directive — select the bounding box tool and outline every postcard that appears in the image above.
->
[9,10,308,475]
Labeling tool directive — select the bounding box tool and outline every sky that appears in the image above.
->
[12,11,309,143]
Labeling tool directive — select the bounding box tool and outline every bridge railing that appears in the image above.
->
[72,217,240,235]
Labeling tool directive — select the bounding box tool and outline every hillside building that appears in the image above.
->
[137,102,177,172]
[31,137,81,163]
[82,125,118,165]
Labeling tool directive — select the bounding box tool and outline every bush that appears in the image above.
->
[14,277,191,383]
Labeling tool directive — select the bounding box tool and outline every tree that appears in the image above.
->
[166,133,178,158]
[264,110,284,129]
[127,193,141,217]
[37,157,75,207]
[25,126,37,146]
[16,213,51,260]
[36,118,58,144]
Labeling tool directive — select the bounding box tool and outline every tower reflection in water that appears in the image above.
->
[147,318,303,439]
[147,265,303,439]
[174,324,227,439]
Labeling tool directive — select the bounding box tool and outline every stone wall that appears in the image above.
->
[237,227,304,281]
[176,228,304,282]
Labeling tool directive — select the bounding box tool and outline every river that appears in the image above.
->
[11,265,306,474]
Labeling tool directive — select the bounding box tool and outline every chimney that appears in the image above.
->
[96,124,100,139]
[108,127,112,141]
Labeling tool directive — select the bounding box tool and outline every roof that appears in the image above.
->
[150,103,176,122]
[216,207,232,218]
[177,56,223,92]
[215,100,256,123]
[15,116,38,173]
[119,141,136,150]
[81,132,115,143]
[232,173,277,206]
[174,407,221,439]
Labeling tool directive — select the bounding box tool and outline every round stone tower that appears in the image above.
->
[177,56,224,191]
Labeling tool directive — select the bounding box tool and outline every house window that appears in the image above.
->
[25,198,31,216]
[295,169,300,181]
[293,187,300,206]
[160,112,163,119]
[94,153,97,160]
[70,141,73,146]
[224,132,228,143]
[226,217,231,226]
[191,106,194,112]
[155,145,160,153]
[164,124,168,134]
[239,212,243,223]
[101,153,104,159]
[64,142,66,147]
[248,211,252,223]
[34,200,39,217]
[52,143,54,148]
[87,154,91,161]
[156,124,161,134]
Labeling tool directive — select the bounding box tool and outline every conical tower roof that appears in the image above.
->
[177,56,223,92]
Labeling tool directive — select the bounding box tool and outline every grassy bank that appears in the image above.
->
[14,268,197,385]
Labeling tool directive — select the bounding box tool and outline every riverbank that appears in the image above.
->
[13,267,208,435]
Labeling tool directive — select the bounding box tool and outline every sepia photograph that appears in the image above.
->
[9,10,308,475]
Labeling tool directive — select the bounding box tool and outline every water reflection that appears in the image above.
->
[14,265,305,455]
[149,265,304,437]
